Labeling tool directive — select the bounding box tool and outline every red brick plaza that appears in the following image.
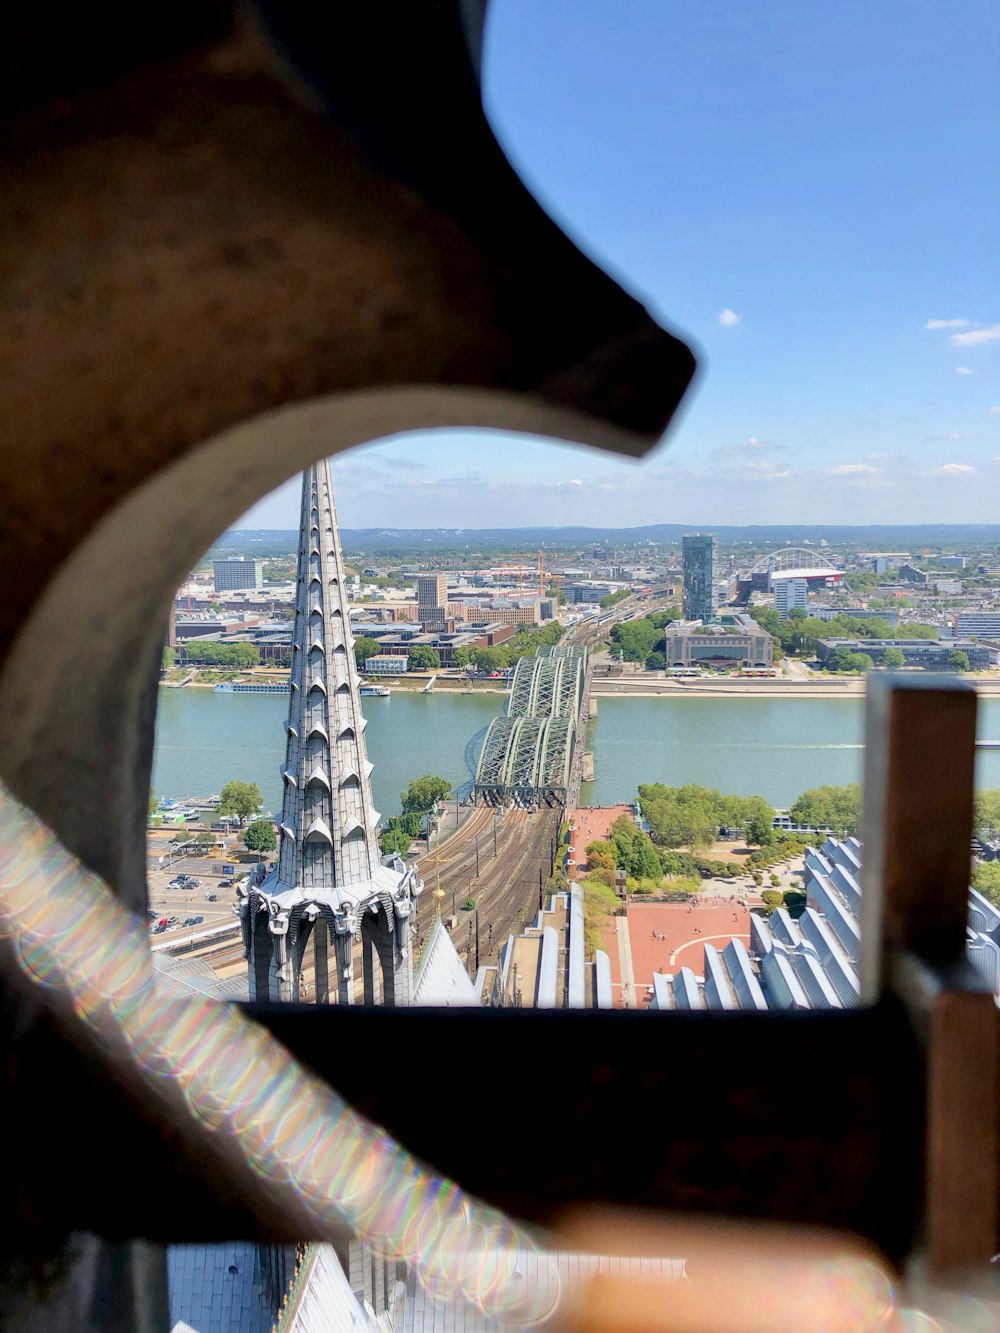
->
[601,901,754,1009]
[567,804,632,875]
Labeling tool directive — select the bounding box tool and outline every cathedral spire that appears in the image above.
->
[238,459,419,1007]
[278,460,381,888]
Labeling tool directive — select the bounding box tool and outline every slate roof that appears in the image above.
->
[168,1242,295,1333]
[412,917,479,1007]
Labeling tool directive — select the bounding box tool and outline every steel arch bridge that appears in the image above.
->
[474,645,587,806]
[746,548,839,575]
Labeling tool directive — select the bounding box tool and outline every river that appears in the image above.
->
[152,687,1000,815]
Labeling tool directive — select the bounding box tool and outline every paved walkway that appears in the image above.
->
[617,915,637,1010]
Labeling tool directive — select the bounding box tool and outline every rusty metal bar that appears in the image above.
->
[862,675,999,1278]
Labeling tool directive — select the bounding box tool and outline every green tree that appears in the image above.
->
[882,647,906,669]
[452,646,474,668]
[827,646,873,673]
[790,784,862,836]
[972,861,1000,908]
[162,646,176,669]
[472,647,507,673]
[353,636,381,671]
[610,617,661,662]
[379,823,413,858]
[585,842,617,875]
[193,830,215,851]
[895,623,937,639]
[760,889,783,916]
[649,607,682,628]
[243,819,277,854]
[974,791,1000,840]
[645,650,666,672]
[609,815,662,880]
[218,780,263,827]
[408,644,441,671]
[948,649,970,673]
[401,774,452,814]
[194,642,261,668]
[600,589,630,609]
[749,606,782,638]
[637,783,721,851]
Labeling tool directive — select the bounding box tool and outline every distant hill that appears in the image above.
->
[211,524,1000,558]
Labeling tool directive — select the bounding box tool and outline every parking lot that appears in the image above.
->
[146,853,250,944]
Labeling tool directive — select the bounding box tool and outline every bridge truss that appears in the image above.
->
[474,645,587,806]
[745,547,839,576]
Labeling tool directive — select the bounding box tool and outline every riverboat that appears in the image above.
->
[214,682,288,694]
[360,683,391,697]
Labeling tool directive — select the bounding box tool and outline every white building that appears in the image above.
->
[212,557,263,593]
[773,576,808,618]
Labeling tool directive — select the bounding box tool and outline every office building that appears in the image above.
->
[212,556,262,593]
[682,533,717,622]
[415,572,448,626]
[661,628,772,669]
[956,613,1000,640]
[898,564,928,586]
[773,576,808,618]
[817,638,999,671]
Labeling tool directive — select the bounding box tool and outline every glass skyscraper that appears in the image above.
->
[682,532,718,622]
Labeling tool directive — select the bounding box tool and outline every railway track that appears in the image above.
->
[190,803,562,995]
[414,805,563,975]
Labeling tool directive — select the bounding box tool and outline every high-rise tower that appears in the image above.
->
[682,532,718,623]
[238,460,420,1006]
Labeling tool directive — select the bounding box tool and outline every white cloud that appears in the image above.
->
[718,308,741,328]
[990,406,1000,415]
[928,463,976,478]
[742,461,792,481]
[956,366,975,375]
[925,318,970,330]
[557,478,583,488]
[952,323,1000,346]
[826,463,881,476]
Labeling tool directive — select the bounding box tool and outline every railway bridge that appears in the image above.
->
[473,645,588,806]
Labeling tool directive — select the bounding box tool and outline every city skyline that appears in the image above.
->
[236,1,997,532]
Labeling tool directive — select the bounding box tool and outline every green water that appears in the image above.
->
[153,688,1000,814]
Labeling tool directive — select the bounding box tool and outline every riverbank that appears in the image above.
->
[160,674,508,694]
[590,674,1000,699]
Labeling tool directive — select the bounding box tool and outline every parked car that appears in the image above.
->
[191,915,204,925]
[218,878,234,890]
[167,875,188,889]
[206,893,218,902]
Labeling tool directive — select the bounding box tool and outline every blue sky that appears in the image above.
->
[240,0,999,530]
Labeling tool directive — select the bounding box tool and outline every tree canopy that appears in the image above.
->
[610,618,661,663]
[789,784,861,836]
[408,644,441,671]
[608,815,662,879]
[948,649,970,673]
[189,642,261,668]
[637,783,775,851]
[974,791,1000,840]
[400,775,452,814]
[826,646,874,674]
[217,780,263,827]
[881,647,905,669]
[243,819,277,853]
[972,861,1000,910]
[353,636,381,671]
